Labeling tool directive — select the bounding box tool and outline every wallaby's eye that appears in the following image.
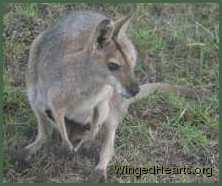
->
[108,62,121,71]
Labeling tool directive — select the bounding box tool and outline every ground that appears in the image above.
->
[3,3,219,183]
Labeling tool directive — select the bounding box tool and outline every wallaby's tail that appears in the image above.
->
[124,83,210,107]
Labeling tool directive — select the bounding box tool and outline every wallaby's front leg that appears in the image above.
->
[74,100,110,152]
[74,85,114,152]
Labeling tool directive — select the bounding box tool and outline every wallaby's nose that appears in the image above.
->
[128,84,140,97]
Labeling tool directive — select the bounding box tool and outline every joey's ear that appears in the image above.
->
[113,14,133,39]
[93,19,114,49]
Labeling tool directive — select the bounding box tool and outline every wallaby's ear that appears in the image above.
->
[113,15,133,39]
[93,19,114,49]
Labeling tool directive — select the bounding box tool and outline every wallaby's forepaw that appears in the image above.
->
[74,133,92,152]
[74,139,85,152]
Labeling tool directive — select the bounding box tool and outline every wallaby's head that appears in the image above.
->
[88,15,140,98]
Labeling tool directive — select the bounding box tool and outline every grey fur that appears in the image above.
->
[26,11,139,181]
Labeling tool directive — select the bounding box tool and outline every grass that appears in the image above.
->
[127,92,217,153]
[112,93,218,183]
[133,25,166,53]
[13,4,39,18]
[3,3,219,183]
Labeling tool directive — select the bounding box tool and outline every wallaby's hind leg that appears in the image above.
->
[88,110,119,182]
[47,88,74,152]
[96,113,118,181]
[25,109,48,155]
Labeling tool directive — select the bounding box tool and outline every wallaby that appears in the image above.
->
[25,11,206,182]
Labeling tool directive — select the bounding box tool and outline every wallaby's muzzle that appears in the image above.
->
[121,82,140,98]
[127,83,140,97]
